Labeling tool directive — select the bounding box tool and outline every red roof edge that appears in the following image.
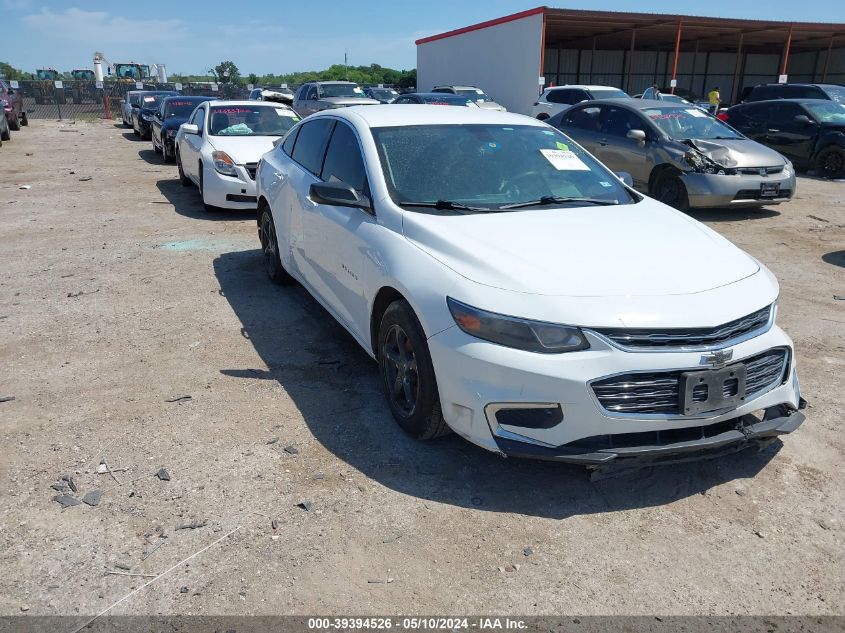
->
[415,6,547,45]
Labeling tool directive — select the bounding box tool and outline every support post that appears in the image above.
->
[780,24,794,79]
[822,36,834,81]
[589,37,596,84]
[670,20,683,94]
[731,32,745,105]
[625,28,637,94]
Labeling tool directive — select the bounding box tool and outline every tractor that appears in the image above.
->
[69,69,99,103]
[34,68,65,104]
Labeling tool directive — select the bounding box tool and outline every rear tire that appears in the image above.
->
[377,300,448,440]
[177,150,191,186]
[162,140,172,163]
[258,206,295,285]
[815,146,845,180]
[652,171,689,211]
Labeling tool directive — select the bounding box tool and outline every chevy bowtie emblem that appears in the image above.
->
[701,349,733,367]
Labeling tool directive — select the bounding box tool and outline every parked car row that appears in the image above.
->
[111,84,813,468]
[0,79,29,148]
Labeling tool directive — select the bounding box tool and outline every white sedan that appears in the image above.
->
[255,105,804,467]
[175,100,300,211]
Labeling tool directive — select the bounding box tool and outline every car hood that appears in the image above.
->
[680,137,787,168]
[819,121,845,133]
[206,135,278,163]
[319,96,381,106]
[402,199,759,297]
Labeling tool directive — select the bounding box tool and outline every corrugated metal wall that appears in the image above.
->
[544,46,845,100]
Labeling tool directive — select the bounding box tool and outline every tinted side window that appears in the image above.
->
[431,87,450,93]
[571,90,590,102]
[281,125,300,156]
[600,107,645,137]
[749,86,776,101]
[546,89,572,104]
[291,118,335,175]
[770,102,804,125]
[321,123,367,192]
[190,107,205,131]
[563,106,601,131]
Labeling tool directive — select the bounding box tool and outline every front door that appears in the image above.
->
[593,105,651,188]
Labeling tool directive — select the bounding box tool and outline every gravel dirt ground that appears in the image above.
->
[0,120,843,619]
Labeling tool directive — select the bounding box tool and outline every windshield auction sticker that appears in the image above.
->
[540,148,590,171]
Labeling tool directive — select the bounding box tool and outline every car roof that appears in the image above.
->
[732,98,837,106]
[206,99,294,108]
[312,81,357,85]
[163,95,213,102]
[752,83,838,88]
[403,92,469,98]
[547,85,621,91]
[310,104,545,128]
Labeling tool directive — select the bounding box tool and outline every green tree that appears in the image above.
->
[213,61,240,84]
[247,73,259,86]
[0,61,26,80]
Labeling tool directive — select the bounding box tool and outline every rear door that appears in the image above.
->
[555,104,602,153]
[287,118,335,292]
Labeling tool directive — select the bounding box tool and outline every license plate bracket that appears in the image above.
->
[680,364,747,416]
[760,182,780,198]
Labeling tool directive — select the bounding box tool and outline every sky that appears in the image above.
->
[2,0,842,76]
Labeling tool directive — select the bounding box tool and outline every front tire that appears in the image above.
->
[9,113,20,131]
[162,140,172,163]
[816,147,845,180]
[20,112,28,127]
[258,207,295,285]
[0,120,10,141]
[377,300,448,440]
[652,171,690,211]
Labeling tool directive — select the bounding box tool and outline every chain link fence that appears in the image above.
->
[8,80,250,120]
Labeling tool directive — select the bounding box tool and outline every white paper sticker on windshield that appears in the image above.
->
[275,109,298,117]
[686,108,707,118]
[143,96,155,102]
[353,87,363,94]
[540,149,590,171]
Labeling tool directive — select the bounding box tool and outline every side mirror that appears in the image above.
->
[181,123,199,135]
[793,114,812,126]
[626,129,647,143]
[310,181,371,212]
[615,171,634,187]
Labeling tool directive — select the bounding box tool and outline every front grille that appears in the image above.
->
[594,305,771,349]
[734,188,792,200]
[591,347,789,416]
[737,166,784,175]
[244,162,258,180]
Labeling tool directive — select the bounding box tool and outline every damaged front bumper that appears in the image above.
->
[493,402,806,466]
[683,169,796,208]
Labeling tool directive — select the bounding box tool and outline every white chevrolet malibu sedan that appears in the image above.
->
[175,100,300,211]
[255,105,805,467]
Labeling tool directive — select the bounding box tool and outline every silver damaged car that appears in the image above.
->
[550,99,796,210]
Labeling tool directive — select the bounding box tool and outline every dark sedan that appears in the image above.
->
[391,92,476,106]
[151,96,216,162]
[132,91,179,139]
[721,99,845,179]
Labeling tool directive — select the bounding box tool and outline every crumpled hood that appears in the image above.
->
[207,135,277,164]
[681,138,787,168]
[402,200,760,297]
[475,101,506,111]
[320,96,380,106]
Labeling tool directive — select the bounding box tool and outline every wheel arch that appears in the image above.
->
[648,162,683,194]
[369,286,410,356]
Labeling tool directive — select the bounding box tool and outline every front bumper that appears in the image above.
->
[683,169,796,208]
[201,163,258,209]
[428,322,802,462]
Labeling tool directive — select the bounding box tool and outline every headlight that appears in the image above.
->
[446,297,589,354]
[211,151,238,176]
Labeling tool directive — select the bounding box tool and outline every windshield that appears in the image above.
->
[166,100,204,118]
[590,88,629,99]
[422,95,473,106]
[372,124,633,211]
[140,93,176,110]
[661,94,691,104]
[824,86,845,104]
[805,101,845,123]
[644,107,741,140]
[370,89,397,99]
[455,88,491,102]
[208,105,300,136]
[318,83,364,98]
